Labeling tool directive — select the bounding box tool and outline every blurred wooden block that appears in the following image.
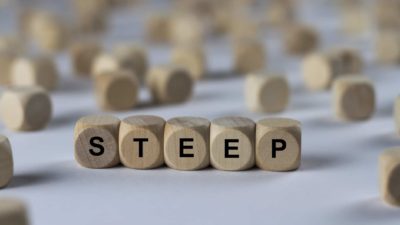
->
[0,198,29,225]
[333,76,375,121]
[94,70,139,111]
[147,66,194,104]
[164,117,210,170]
[0,87,52,131]
[0,135,12,188]
[284,24,319,55]
[302,48,363,91]
[210,117,255,171]
[376,1,400,31]
[376,31,400,64]
[74,115,120,168]
[145,14,171,43]
[11,55,59,91]
[245,74,290,113]
[72,0,109,34]
[233,38,266,74]
[380,148,400,206]
[170,14,205,45]
[69,40,102,76]
[0,51,17,85]
[265,0,295,27]
[0,36,24,54]
[119,115,165,169]
[256,118,301,171]
[171,45,206,80]
[394,96,400,134]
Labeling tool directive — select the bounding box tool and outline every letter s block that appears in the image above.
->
[74,115,120,169]
[256,118,301,171]
[164,117,210,171]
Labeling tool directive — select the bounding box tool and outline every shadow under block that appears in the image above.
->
[380,148,400,206]
[233,38,266,74]
[11,56,59,91]
[147,66,194,104]
[164,117,210,170]
[0,198,29,225]
[0,87,52,131]
[74,115,120,168]
[284,24,319,55]
[69,40,102,76]
[94,70,139,111]
[302,48,363,91]
[210,117,255,171]
[245,74,290,113]
[256,118,301,171]
[119,115,165,169]
[0,136,12,188]
[333,76,375,121]
[171,45,206,80]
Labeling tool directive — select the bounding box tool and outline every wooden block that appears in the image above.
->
[11,55,59,91]
[171,44,206,80]
[376,31,400,64]
[74,115,120,169]
[245,74,290,113]
[0,36,24,54]
[91,53,120,76]
[233,38,266,74]
[376,1,400,31]
[0,51,17,85]
[284,24,319,55]
[119,115,165,169]
[0,198,29,225]
[145,14,171,43]
[302,48,363,91]
[256,118,301,171]
[333,76,375,121]
[0,87,52,131]
[69,40,102,76]
[170,14,205,45]
[164,117,210,170]
[379,148,400,206]
[265,0,295,27]
[146,66,194,104]
[0,135,13,188]
[210,117,255,171]
[394,96,400,134]
[112,43,148,82]
[94,70,139,111]
[72,0,109,34]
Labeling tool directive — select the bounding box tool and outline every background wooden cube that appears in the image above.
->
[112,43,148,82]
[69,40,102,76]
[210,117,255,171]
[284,24,319,55]
[333,76,375,121]
[119,115,165,169]
[94,70,139,111]
[0,51,17,85]
[0,87,52,131]
[171,44,206,80]
[245,74,290,113]
[145,14,171,43]
[74,115,120,169]
[256,118,301,171]
[0,198,29,225]
[394,96,400,134]
[376,31,400,64]
[0,135,12,188]
[380,148,400,206]
[164,117,210,170]
[233,38,266,74]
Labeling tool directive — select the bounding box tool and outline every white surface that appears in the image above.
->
[1,1,400,224]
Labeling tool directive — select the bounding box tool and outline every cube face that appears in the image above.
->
[380,148,400,206]
[0,136,13,188]
[285,25,319,55]
[234,39,266,74]
[0,198,29,225]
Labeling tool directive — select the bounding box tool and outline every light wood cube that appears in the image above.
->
[11,56,59,91]
[170,15,205,45]
[210,117,255,171]
[256,118,301,171]
[72,0,109,33]
[74,115,120,169]
[245,74,290,113]
[171,45,206,80]
[69,40,102,76]
[145,14,171,43]
[0,51,17,85]
[0,87,52,131]
[147,66,194,104]
[333,76,375,121]
[0,198,29,225]
[233,38,266,74]
[164,117,210,170]
[0,135,12,188]
[302,48,363,91]
[119,115,165,169]
[380,148,400,206]
[94,70,139,111]
[376,31,400,64]
[284,24,319,55]
[113,43,148,82]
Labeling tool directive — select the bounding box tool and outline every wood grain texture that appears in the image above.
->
[69,40,102,76]
[171,44,206,80]
[74,115,120,168]
[119,115,165,169]
[233,37,266,74]
[245,73,290,113]
[0,198,29,225]
[284,24,319,55]
[0,135,12,188]
[256,118,301,171]
[0,87,52,131]
[147,65,194,104]
[333,76,375,121]
[210,117,255,171]
[11,55,59,91]
[94,70,139,111]
[164,117,210,170]
[380,148,400,206]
